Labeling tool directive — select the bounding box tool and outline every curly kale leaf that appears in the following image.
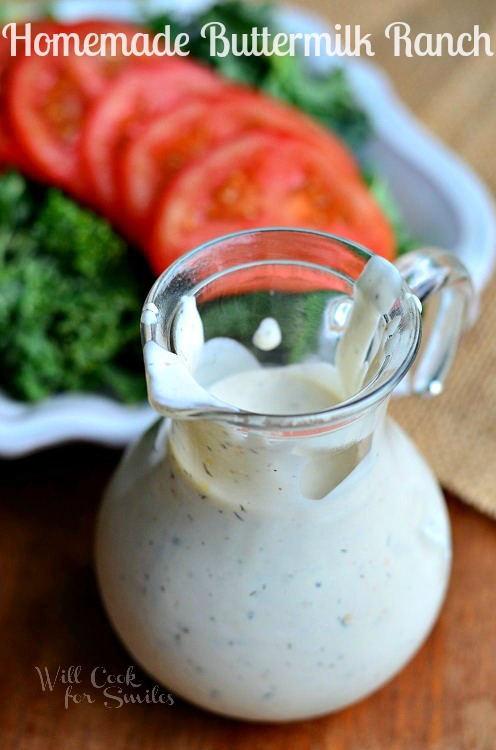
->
[0,172,151,403]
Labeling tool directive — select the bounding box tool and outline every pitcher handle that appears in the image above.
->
[394,247,474,396]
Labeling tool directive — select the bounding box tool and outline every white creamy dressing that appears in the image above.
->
[252,317,282,351]
[143,295,239,414]
[144,255,402,414]
[209,364,338,414]
[96,257,451,721]
[335,255,403,399]
[143,340,235,414]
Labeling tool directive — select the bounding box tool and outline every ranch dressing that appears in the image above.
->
[142,255,402,415]
[96,256,451,721]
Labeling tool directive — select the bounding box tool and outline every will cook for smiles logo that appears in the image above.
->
[35,665,174,709]
[1,20,495,58]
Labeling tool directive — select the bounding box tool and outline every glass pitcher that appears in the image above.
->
[95,229,472,722]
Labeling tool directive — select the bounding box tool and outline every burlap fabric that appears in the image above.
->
[390,274,496,519]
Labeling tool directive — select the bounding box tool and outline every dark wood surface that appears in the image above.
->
[2,0,496,747]
[1,445,495,750]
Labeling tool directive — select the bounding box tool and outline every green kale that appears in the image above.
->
[0,171,153,403]
[261,60,370,149]
[147,0,274,81]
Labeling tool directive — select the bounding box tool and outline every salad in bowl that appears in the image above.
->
[0,0,494,456]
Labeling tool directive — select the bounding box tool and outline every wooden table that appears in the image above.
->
[2,0,496,747]
[1,447,495,749]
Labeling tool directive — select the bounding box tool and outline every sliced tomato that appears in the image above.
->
[0,29,14,165]
[213,89,360,177]
[119,97,242,235]
[4,21,151,195]
[119,88,360,235]
[7,46,90,194]
[66,20,151,98]
[0,22,53,173]
[148,132,395,274]
[79,59,227,218]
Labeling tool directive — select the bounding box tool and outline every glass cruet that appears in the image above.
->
[95,229,473,722]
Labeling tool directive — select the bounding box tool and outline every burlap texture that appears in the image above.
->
[390,274,496,519]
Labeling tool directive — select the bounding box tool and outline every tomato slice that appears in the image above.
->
[148,132,395,274]
[66,20,151,98]
[79,59,227,218]
[4,21,150,195]
[119,97,241,235]
[119,88,360,235]
[0,22,52,173]
[7,45,90,194]
[0,30,14,165]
